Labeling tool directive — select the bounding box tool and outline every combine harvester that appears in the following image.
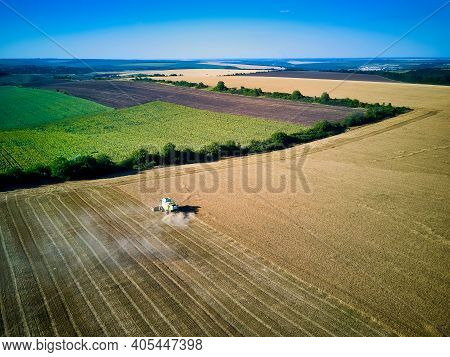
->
[152,197,179,214]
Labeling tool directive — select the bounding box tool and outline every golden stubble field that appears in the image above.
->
[117,76,450,336]
[1,76,449,336]
[159,70,450,108]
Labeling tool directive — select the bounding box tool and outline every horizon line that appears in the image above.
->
[1,56,449,61]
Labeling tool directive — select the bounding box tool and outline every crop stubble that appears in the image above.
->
[116,77,449,336]
[0,186,387,336]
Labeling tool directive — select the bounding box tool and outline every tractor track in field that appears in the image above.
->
[0,186,390,336]
[103,186,386,337]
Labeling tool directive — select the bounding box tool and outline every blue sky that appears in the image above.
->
[0,0,449,58]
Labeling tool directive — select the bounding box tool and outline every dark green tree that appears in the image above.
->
[320,92,330,102]
[291,90,303,100]
[214,81,227,91]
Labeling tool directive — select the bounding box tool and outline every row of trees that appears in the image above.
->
[210,81,395,110]
[0,78,411,188]
[0,101,409,188]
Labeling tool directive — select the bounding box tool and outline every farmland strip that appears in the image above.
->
[110,186,387,336]
[62,191,215,336]
[50,193,181,336]
[76,188,275,335]
[34,197,110,336]
[69,189,253,335]
[36,195,158,336]
[41,80,359,124]
[90,187,323,336]
[3,194,56,336]
[0,224,29,336]
[66,191,236,336]
[13,196,80,336]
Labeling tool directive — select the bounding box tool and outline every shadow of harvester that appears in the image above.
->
[178,205,201,214]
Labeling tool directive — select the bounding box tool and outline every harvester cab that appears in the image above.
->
[153,197,179,214]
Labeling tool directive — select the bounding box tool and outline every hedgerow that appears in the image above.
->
[0,100,410,189]
[136,77,407,113]
[0,80,410,188]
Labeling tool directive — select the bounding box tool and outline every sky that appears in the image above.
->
[0,0,449,59]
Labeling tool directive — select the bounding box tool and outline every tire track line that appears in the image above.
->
[4,194,58,336]
[0,196,13,336]
[65,190,224,336]
[307,110,439,154]
[81,188,278,336]
[0,224,29,336]
[0,248,7,336]
[111,186,386,336]
[50,193,180,336]
[14,195,81,336]
[91,188,312,336]
[70,189,256,336]
[35,196,109,336]
[97,188,328,336]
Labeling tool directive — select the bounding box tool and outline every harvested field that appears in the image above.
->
[117,107,450,337]
[111,79,449,336]
[158,73,450,108]
[40,80,361,124]
[2,77,448,337]
[0,186,388,336]
[245,70,398,82]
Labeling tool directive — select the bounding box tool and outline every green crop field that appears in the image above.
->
[0,86,111,130]
[0,101,303,171]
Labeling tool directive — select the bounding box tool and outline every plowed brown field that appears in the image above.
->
[1,77,448,336]
[40,80,359,124]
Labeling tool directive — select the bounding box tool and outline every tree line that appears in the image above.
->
[0,97,409,189]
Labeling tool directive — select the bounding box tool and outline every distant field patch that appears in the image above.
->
[0,101,303,171]
[0,86,111,130]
